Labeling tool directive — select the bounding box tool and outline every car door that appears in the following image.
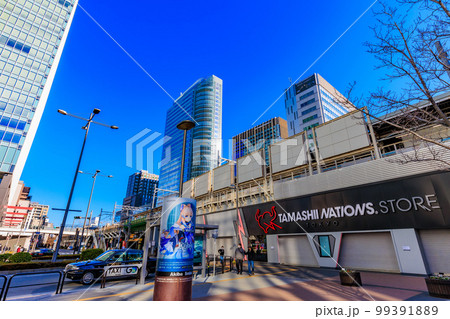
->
[125,251,143,276]
[105,251,127,277]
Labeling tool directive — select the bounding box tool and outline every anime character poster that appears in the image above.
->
[156,197,196,276]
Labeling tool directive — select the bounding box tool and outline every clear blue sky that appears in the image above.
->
[21,0,394,227]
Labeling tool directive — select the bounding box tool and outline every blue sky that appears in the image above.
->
[21,0,393,227]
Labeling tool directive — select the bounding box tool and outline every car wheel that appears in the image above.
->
[81,271,95,285]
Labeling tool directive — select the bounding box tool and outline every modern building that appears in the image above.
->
[28,202,49,229]
[232,117,288,166]
[157,75,223,205]
[284,73,354,136]
[123,170,159,208]
[0,0,78,211]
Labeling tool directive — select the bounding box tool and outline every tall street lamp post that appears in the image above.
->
[176,120,196,196]
[51,108,118,262]
[77,170,113,253]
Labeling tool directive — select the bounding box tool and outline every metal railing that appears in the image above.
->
[1,270,64,301]
[0,275,7,301]
[100,265,142,288]
[207,256,233,275]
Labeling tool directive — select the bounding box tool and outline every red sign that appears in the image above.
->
[255,206,282,233]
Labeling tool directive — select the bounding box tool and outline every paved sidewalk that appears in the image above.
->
[21,263,446,301]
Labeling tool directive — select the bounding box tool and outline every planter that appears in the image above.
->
[425,278,450,299]
[340,271,362,286]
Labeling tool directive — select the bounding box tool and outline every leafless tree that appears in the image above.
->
[342,0,450,166]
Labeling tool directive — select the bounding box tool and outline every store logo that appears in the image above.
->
[255,206,282,233]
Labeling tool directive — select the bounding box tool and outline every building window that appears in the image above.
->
[301,106,316,116]
[300,98,315,108]
[303,114,318,124]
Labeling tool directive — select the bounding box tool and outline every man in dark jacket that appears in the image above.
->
[234,244,245,274]
[246,247,255,275]
[218,246,225,263]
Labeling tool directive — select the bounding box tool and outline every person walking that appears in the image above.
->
[218,245,225,264]
[246,246,255,275]
[234,244,245,274]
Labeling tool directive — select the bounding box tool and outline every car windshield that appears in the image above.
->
[95,251,116,261]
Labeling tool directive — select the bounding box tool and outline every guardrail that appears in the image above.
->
[1,270,64,301]
[100,265,141,288]
[207,256,233,275]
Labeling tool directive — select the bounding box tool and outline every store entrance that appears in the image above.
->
[248,235,267,262]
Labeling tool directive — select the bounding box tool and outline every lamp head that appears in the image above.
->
[57,109,67,115]
[93,108,101,114]
[110,125,119,129]
[176,120,196,131]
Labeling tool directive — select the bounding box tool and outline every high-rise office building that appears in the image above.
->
[232,117,288,166]
[0,0,78,209]
[285,73,354,136]
[123,170,159,208]
[158,75,222,204]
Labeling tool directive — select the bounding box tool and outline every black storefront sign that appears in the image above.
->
[242,171,450,235]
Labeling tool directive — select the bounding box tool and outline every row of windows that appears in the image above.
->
[320,89,348,114]
[0,87,37,106]
[303,114,318,124]
[302,106,317,116]
[303,122,319,131]
[1,0,70,29]
[0,144,20,168]
[0,35,31,53]
[322,97,347,117]
[0,130,23,144]
[0,100,34,119]
[300,98,315,108]
[298,90,315,101]
[0,116,27,130]
[58,0,72,7]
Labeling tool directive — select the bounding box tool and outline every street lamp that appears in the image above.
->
[176,120,195,196]
[52,108,118,262]
[77,170,113,253]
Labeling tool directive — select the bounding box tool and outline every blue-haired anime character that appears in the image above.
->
[173,203,195,255]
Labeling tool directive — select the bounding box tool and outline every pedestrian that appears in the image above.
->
[16,245,21,253]
[218,245,225,263]
[246,246,255,275]
[234,244,245,275]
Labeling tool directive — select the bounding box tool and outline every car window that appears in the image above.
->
[127,252,143,261]
[109,252,126,262]
[95,251,115,261]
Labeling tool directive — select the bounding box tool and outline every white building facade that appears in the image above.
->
[0,0,78,207]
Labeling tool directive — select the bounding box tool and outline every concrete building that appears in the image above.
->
[0,0,78,213]
[284,73,354,137]
[179,92,450,275]
[158,75,223,205]
[232,117,288,166]
[123,170,159,208]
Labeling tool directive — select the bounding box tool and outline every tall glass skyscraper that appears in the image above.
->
[158,75,222,204]
[0,0,77,207]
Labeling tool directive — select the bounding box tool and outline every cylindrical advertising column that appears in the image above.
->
[153,197,196,301]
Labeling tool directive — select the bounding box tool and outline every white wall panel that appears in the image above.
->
[194,172,210,197]
[315,111,370,159]
[213,163,234,191]
[237,150,265,183]
[270,133,308,173]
